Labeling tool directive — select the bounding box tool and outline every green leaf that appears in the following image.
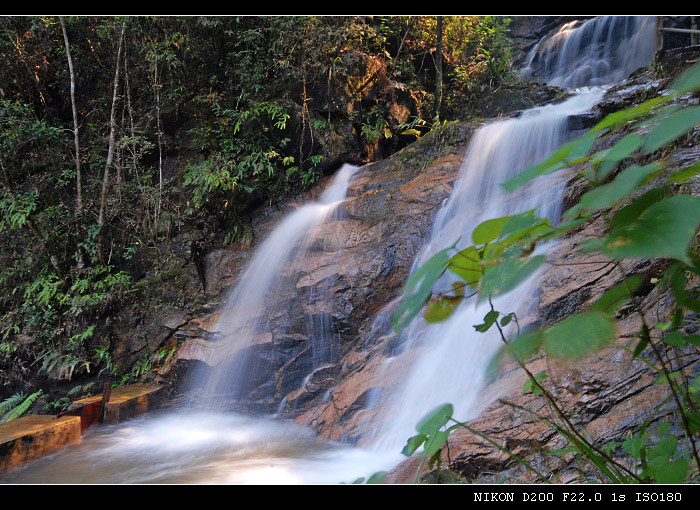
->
[649,435,677,462]
[392,247,453,331]
[611,187,667,230]
[603,195,700,264]
[578,163,663,212]
[421,430,450,459]
[500,313,514,327]
[416,403,453,435]
[523,370,548,395]
[654,459,688,484]
[669,160,700,183]
[366,471,388,484]
[392,292,432,333]
[687,413,700,435]
[401,247,453,297]
[475,310,499,332]
[402,434,427,457]
[424,296,460,323]
[670,61,700,94]
[472,216,511,245]
[448,246,481,286]
[479,255,545,300]
[603,133,642,163]
[504,330,544,363]
[591,275,642,315]
[591,94,671,133]
[543,311,617,361]
[642,106,700,154]
[502,134,596,192]
[662,332,685,347]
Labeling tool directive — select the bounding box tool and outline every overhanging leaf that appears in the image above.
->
[642,106,700,154]
[479,255,545,300]
[603,195,700,264]
[543,311,617,361]
[591,275,642,315]
[578,162,663,211]
[416,403,453,435]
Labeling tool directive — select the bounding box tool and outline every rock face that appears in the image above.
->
[168,122,473,414]
[159,46,700,481]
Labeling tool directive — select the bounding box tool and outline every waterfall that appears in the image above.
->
[365,16,655,454]
[192,163,358,407]
[521,16,655,88]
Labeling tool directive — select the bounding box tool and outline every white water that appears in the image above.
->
[0,411,388,484]
[1,16,656,484]
[195,163,357,404]
[522,16,654,88]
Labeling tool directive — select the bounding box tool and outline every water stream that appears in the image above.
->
[1,16,656,484]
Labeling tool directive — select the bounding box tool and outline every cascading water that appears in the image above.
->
[192,163,358,407]
[364,15,655,456]
[366,90,606,454]
[521,16,654,88]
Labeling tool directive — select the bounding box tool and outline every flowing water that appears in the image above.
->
[365,89,606,454]
[191,163,357,406]
[1,16,656,484]
[521,16,654,88]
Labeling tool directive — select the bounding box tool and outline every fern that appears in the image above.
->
[0,390,42,423]
[0,393,26,415]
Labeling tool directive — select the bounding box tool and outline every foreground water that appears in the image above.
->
[0,411,398,484]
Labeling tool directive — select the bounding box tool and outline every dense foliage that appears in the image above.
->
[0,16,515,412]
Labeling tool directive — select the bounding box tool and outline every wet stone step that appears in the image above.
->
[67,384,166,429]
[0,415,81,473]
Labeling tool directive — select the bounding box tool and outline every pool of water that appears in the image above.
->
[0,410,399,484]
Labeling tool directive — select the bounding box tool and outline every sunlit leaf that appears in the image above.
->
[472,216,511,245]
[603,195,700,264]
[543,311,617,360]
[448,246,481,286]
[642,106,700,154]
[416,403,453,435]
[669,160,700,183]
[424,295,460,323]
[479,255,545,300]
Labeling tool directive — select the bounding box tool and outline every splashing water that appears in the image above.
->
[0,411,388,484]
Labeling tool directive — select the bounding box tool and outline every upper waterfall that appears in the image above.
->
[521,16,655,88]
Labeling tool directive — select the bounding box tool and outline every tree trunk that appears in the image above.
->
[434,16,443,118]
[59,17,83,218]
[97,23,126,228]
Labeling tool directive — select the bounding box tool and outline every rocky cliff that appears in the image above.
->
[76,16,690,484]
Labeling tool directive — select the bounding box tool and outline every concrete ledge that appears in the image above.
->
[69,384,165,427]
[0,415,81,473]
